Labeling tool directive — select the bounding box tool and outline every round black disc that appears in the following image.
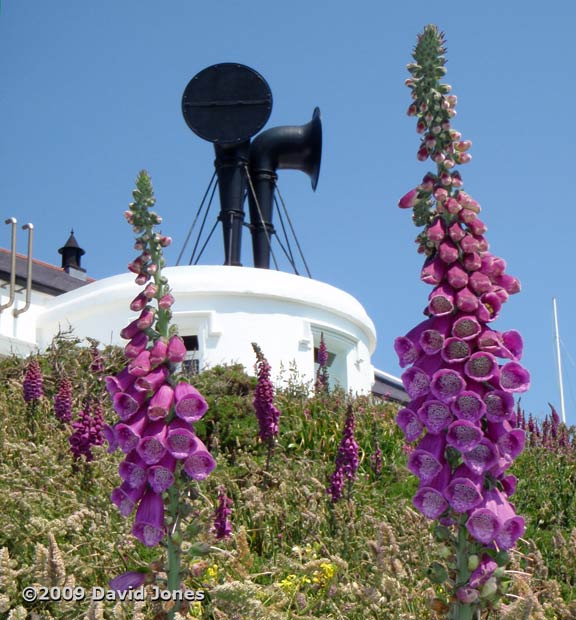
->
[182,63,273,144]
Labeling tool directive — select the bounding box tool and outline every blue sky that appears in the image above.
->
[2,2,575,425]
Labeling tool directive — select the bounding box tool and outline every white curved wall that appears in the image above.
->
[37,266,377,393]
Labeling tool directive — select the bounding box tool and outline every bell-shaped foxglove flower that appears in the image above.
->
[174,383,209,423]
[396,406,425,443]
[183,438,217,481]
[408,433,446,482]
[413,464,450,519]
[132,489,165,547]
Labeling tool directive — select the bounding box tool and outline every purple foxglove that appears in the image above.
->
[118,452,148,490]
[451,170,463,187]
[407,433,446,482]
[113,387,148,421]
[149,338,168,366]
[111,482,146,517]
[115,410,148,454]
[444,197,461,215]
[446,264,468,289]
[105,367,136,397]
[444,465,483,512]
[451,390,487,423]
[420,329,445,355]
[441,337,471,364]
[394,335,421,368]
[167,335,187,363]
[166,420,199,459]
[136,308,155,330]
[498,361,530,392]
[456,588,479,604]
[428,283,455,316]
[396,407,425,442]
[327,464,345,502]
[452,315,481,340]
[394,318,436,367]
[477,291,502,322]
[120,319,142,340]
[183,439,217,480]
[468,271,491,294]
[469,555,498,590]
[418,399,453,434]
[147,454,176,493]
[420,173,435,192]
[130,292,148,312]
[23,359,44,403]
[124,331,149,359]
[464,351,498,382]
[430,367,466,403]
[458,208,479,226]
[148,384,174,420]
[401,366,431,400]
[466,508,501,545]
[158,293,175,309]
[501,330,523,360]
[476,329,504,355]
[135,365,169,393]
[495,512,525,550]
[494,273,521,295]
[501,474,517,496]
[104,425,119,453]
[438,239,459,264]
[463,252,482,272]
[447,221,465,242]
[399,188,420,208]
[460,233,479,254]
[109,570,147,593]
[483,389,515,423]
[317,333,329,368]
[420,257,446,285]
[174,382,209,423]
[132,489,165,547]
[128,350,152,377]
[136,420,168,465]
[417,146,428,160]
[213,487,233,539]
[413,464,450,519]
[427,217,446,242]
[462,437,499,475]
[486,421,525,463]
[467,217,487,237]
[53,377,72,423]
[455,287,479,313]
[446,420,483,453]
[143,282,157,298]
[491,286,510,306]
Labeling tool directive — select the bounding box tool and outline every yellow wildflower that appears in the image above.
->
[312,562,337,587]
[205,564,219,582]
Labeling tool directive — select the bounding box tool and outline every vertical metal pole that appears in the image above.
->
[13,224,34,318]
[553,297,566,424]
[0,218,18,312]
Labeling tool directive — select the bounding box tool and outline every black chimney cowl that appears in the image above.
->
[58,230,86,273]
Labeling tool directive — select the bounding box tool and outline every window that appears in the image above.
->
[182,335,199,376]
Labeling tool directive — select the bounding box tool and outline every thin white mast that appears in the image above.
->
[553,297,567,424]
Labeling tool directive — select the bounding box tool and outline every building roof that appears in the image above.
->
[373,368,408,403]
[0,248,94,295]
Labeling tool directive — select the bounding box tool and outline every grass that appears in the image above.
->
[1,337,576,619]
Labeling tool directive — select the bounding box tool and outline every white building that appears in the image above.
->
[0,228,406,400]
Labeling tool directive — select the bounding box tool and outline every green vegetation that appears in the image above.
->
[1,337,575,619]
